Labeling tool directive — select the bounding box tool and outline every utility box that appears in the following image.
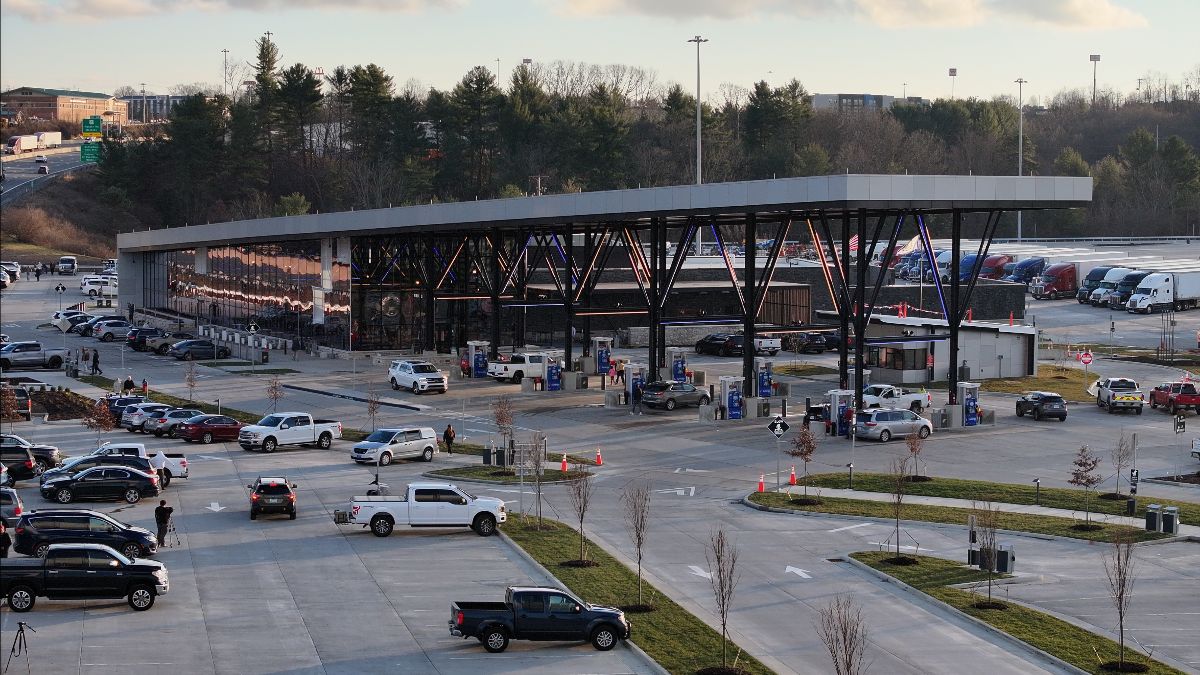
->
[1162,506,1179,535]
[996,545,1015,574]
[1145,504,1161,532]
[592,337,613,375]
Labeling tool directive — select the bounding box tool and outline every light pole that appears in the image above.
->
[948,67,957,99]
[1015,78,1027,240]
[222,49,230,97]
[1089,54,1100,106]
[688,35,708,256]
[56,284,67,351]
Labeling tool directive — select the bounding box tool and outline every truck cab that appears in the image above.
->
[1032,262,1077,300]
[1077,265,1114,303]
[979,254,1014,280]
[1003,257,1046,287]
[1089,267,1134,306]
[1108,271,1152,310]
[57,256,78,275]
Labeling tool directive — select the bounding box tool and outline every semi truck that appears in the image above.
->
[979,254,1015,279]
[35,131,62,148]
[1126,270,1200,313]
[5,135,38,154]
[1088,267,1136,306]
[1032,258,1138,300]
[1107,270,1154,310]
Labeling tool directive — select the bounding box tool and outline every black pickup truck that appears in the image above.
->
[450,586,630,653]
[0,543,169,612]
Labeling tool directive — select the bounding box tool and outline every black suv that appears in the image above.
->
[1015,391,1068,422]
[103,394,148,418]
[694,334,742,356]
[40,454,153,485]
[126,327,162,351]
[249,476,297,520]
[0,445,37,482]
[11,509,157,559]
[1,434,63,475]
[789,332,827,354]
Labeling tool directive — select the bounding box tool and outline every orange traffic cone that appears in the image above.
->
[757,473,765,493]
[595,448,603,466]
[560,453,568,472]
[789,465,797,486]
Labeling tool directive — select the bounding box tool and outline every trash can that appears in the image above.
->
[1145,504,1161,532]
[261,349,269,364]
[1162,506,1179,535]
[496,446,508,468]
[483,445,493,465]
[1126,498,1137,516]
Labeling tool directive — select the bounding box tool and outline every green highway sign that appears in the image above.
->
[80,143,100,163]
[82,116,103,138]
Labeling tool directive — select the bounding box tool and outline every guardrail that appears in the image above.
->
[0,145,80,163]
[0,163,92,207]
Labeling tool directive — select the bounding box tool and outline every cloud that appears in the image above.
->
[555,0,1147,29]
[6,0,463,21]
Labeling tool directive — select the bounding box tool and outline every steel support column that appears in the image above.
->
[839,214,851,389]
[657,220,668,370]
[648,219,661,382]
[582,226,593,355]
[564,228,575,368]
[853,208,868,413]
[423,235,435,352]
[742,214,757,387]
[489,228,501,359]
[948,210,962,404]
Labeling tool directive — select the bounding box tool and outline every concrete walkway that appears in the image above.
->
[780,486,1200,536]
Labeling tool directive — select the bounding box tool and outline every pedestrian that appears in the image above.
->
[616,359,626,384]
[122,375,135,394]
[0,521,10,558]
[150,451,169,488]
[34,266,41,281]
[154,499,173,548]
[608,363,616,385]
[91,349,102,375]
[631,381,644,415]
[141,378,149,396]
[443,424,456,454]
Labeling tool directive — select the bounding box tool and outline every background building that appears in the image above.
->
[0,87,127,125]
[810,93,931,112]
[118,94,195,123]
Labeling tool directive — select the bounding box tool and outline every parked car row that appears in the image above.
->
[50,311,231,360]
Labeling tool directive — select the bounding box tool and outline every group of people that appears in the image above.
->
[78,347,102,375]
[607,359,627,385]
[22,262,57,281]
[121,375,150,396]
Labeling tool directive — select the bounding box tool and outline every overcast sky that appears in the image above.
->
[1,0,1195,104]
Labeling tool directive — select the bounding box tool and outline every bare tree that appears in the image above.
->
[786,425,818,498]
[622,481,652,607]
[528,431,546,528]
[366,389,381,432]
[492,395,514,443]
[1069,445,1104,527]
[1104,530,1139,671]
[972,501,1001,606]
[184,361,198,402]
[566,462,594,563]
[889,456,911,559]
[705,528,741,669]
[1,386,20,433]
[266,376,284,413]
[815,594,869,675]
[1110,433,1133,497]
[905,432,925,479]
[82,400,116,447]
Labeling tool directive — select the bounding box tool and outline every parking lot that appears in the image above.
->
[2,273,1199,673]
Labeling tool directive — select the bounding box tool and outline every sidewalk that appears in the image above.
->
[789,487,1200,536]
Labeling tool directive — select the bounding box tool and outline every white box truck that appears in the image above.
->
[1126,270,1200,313]
[5,135,38,154]
[35,131,62,149]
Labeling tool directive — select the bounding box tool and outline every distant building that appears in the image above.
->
[119,95,196,123]
[0,87,128,125]
[811,93,931,113]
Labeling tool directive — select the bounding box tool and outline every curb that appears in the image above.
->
[1141,477,1200,490]
[421,470,586,486]
[496,531,670,675]
[839,554,1089,675]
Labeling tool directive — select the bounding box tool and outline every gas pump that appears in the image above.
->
[546,356,562,392]
[827,389,856,437]
[719,376,746,420]
[668,348,688,383]
[626,362,647,402]
[957,382,981,426]
[466,341,489,378]
[754,358,773,398]
[592,337,613,375]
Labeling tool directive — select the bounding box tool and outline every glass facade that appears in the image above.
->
[142,241,351,350]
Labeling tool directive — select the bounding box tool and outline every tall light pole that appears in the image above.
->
[1089,54,1100,106]
[222,49,230,97]
[948,68,957,99]
[1015,78,1027,240]
[688,35,708,257]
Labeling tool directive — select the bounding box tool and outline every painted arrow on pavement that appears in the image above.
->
[205,502,226,512]
[192,455,232,462]
[656,486,696,496]
[673,468,710,473]
[688,565,712,580]
[785,566,813,579]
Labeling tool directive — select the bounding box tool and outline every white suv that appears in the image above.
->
[81,278,118,297]
[388,360,448,394]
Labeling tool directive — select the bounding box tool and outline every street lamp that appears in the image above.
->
[948,68,957,99]
[1015,78,1027,240]
[688,35,708,257]
[1090,54,1101,106]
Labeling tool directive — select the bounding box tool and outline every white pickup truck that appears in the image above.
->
[238,412,343,453]
[87,442,189,481]
[861,384,932,412]
[336,482,507,537]
[487,352,550,383]
[1094,377,1144,415]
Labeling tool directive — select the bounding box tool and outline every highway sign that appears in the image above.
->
[81,116,102,138]
[1175,415,1186,434]
[80,143,100,163]
[1080,351,1093,366]
[767,417,790,438]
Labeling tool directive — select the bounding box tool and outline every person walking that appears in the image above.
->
[443,424,456,454]
[91,349,102,376]
[34,266,41,282]
[150,451,169,488]
[154,500,173,548]
[616,359,626,384]
[0,521,11,558]
[630,381,644,415]
[122,375,136,395]
[608,363,616,385]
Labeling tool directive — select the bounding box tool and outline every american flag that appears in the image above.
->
[848,235,859,252]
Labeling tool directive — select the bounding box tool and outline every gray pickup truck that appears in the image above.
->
[450,586,630,653]
[0,341,68,370]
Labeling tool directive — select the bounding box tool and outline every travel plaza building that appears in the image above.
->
[117,174,1089,387]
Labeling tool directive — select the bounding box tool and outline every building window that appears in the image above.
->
[869,346,927,370]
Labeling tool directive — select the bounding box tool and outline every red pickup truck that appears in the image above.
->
[1148,382,1200,414]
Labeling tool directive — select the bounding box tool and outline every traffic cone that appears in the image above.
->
[561,453,568,472]
[757,473,765,493]
[789,465,797,486]
[595,448,603,466]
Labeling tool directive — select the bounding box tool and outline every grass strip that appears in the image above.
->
[748,492,1166,543]
[852,552,1186,675]
[930,365,1098,402]
[428,465,591,483]
[503,514,772,675]
[775,363,839,377]
[800,472,1197,526]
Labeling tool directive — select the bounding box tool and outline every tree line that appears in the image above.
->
[96,38,1200,236]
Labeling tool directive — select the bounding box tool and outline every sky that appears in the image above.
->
[1,0,1196,105]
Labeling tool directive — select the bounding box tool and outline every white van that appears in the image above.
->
[349,427,439,465]
[81,278,118,297]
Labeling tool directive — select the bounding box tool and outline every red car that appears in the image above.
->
[175,415,244,444]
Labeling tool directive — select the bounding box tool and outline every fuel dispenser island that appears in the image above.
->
[592,337,613,376]
[826,389,856,437]
[466,341,489,378]
[754,358,774,397]
[545,356,563,392]
[718,376,745,420]
[957,382,981,426]
[668,348,688,383]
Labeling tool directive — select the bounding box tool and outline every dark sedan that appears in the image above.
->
[40,466,160,504]
[40,454,154,485]
[176,415,244,444]
[694,334,741,356]
[0,434,63,475]
[1015,391,1068,421]
[167,339,231,361]
[641,381,711,410]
